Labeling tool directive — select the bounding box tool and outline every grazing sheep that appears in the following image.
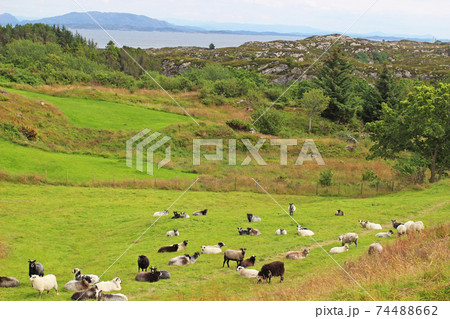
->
[286,249,310,260]
[30,274,58,298]
[71,286,97,301]
[249,228,261,236]
[404,220,414,229]
[223,248,246,268]
[391,220,404,229]
[135,267,160,283]
[338,233,358,247]
[397,224,407,236]
[168,252,200,265]
[95,277,122,292]
[72,268,99,284]
[240,255,256,267]
[158,243,179,253]
[257,261,285,283]
[236,266,259,278]
[414,221,425,232]
[247,213,261,222]
[0,277,19,288]
[176,240,189,252]
[376,230,394,238]
[153,210,169,217]
[330,244,349,254]
[335,209,345,216]
[406,221,424,233]
[368,243,383,255]
[166,229,180,237]
[138,255,150,272]
[359,220,382,230]
[28,260,44,277]
[275,228,287,235]
[297,225,314,236]
[201,242,225,254]
[238,227,250,235]
[64,279,90,291]
[159,270,171,279]
[288,203,296,216]
[96,289,128,301]
[193,209,207,216]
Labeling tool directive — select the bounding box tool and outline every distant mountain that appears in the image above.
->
[21,11,201,32]
[0,13,19,26]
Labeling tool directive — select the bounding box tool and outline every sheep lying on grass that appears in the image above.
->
[64,279,90,291]
[359,220,382,230]
[95,277,122,292]
[168,252,200,266]
[375,230,394,238]
[223,248,246,267]
[153,210,169,217]
[249,228,261,236]
[286,249,310,260]
[329,244,349,254]
[166,229,179,237]
[236,266,259,278]
[158,243,179,253]
[368,243,383,255]
[247,213,261,222]
[0,276,19,288]
[338,233,358,247]
[71,286,97,301]
[176,240,189,252]
[257,261,285,283]
[159,270,171,279]
[297,225,314,236]
[201,242,225,254]
[275,228,287,235]
[72,268,99,284]
[238,227,250,235]
[96,290,128,301]
[240,255,256,267]
[193,209,207,216]
[335,209,344,216]
[30,274,58,298]
[172,211,190,219]
[135,267,160,283]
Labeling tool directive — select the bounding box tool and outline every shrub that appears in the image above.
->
[361,167,379,182]
[226,119,251,131]
[319,169,333,186]
[394,154,429,184]
[251,106,284,135]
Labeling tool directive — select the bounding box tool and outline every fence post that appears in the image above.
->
[234,177,237,191]
[360,182,363,195]
[316,181,319,195]
[376,181,379,193]
[276,181,278,193]
[296,181,299,194]
[338,183,341,195]
[392,181,395,192]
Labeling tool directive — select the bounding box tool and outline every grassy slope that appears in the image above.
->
[0,139,195,181]
[0,180,448,301]
[5,88,189,131]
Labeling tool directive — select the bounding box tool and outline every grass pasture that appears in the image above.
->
[0,180,448,301]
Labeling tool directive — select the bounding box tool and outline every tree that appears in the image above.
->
[209,43,215,50]
[367,83,450,183]
[300,88,330,133]
[313,46,357,123]
[251,106,284,135]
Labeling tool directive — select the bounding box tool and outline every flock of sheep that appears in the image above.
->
[0,205,425,300]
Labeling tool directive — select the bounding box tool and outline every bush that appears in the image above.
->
[394,154,429,184]
[319,169,333,186]
[226,119,251,131]
[251,106,284,135]
[362,167,379,182]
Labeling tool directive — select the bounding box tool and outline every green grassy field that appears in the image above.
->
[0,139,195,182]
[4,88,189,131]
[0,180,448,301]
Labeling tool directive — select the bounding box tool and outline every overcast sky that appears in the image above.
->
[2,0,450,38]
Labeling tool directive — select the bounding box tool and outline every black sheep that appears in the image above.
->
[138,255,150,272]
[258,261,285,284]
[158,244,179,253]
[135,267,161,282]
[240,255,256,268]
[28,259,44,277]
[71,286,97,301]
[391,220,404,229]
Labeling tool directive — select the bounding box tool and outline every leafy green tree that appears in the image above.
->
[252,106,284,135]
[313,46,357,123]
[367,83,449,183]
[209,43,215,50]
[300,88,330,133]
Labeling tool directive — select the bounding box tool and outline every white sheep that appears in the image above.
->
[330,244,349,254]
[153,210,169,217]
[359,220,382,230]
[297,225,314,236]
[414,221,424,232]
[397,224,407,236]
[368,243,383,255]
[30,274,58,298]
[407,221,424,233]
[286,249,310,260]
[375,230,394,238]
[236,266,259,278]
[338,233,359,247]
[201,242,225,254]
[64,279,90,291]
[166,229,180,237]
[95,277,122,292]
[275,229,287,235]
[96,289,128,301]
